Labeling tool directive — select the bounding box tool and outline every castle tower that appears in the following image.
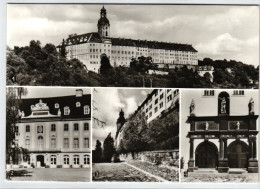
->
[116,109,126,131]
[97,6,110,38]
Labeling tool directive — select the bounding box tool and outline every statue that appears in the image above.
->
[248,98,254,115]
[236,121,240,130]
[220,97,226,114]
[190,99,195,115]
[21,111,25,118]
[57,109,61,116]
[205,122,209,131]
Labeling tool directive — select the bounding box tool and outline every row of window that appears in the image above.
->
[24,123,89,133]
[26,137,89,149]
[50,155,90,165]
[203,90,245,96]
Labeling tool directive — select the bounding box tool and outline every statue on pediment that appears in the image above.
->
[57,109,61,116]
[190,99,195,115]
[248,98,254,115]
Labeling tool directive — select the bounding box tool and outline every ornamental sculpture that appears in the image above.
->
[205,122,209,131]
[249,98,254,115]
[190,99,195,115]
[236,121,240,130]
[220,97,226,114]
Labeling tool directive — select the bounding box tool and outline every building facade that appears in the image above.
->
[115,89,179,149]
[59,7,198,73]
[186,90,258,173]
[15,89,91,168]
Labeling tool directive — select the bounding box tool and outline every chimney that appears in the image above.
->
[76,89,83,97]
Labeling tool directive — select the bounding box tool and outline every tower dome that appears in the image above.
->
[97,6,110,38]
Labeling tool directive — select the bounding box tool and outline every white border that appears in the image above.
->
[1,0,260,188]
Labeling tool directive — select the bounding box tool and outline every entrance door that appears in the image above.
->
[228,141,248,168]
[195,141,218,168]
[36,155,45,167]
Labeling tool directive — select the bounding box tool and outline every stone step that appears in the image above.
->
[193,169,218,174]
[228,168,247,174]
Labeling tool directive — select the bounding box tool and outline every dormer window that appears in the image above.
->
[64,106,70,115]
[84,105,90,115]
[55,103,59,109]
[76,102,81,107]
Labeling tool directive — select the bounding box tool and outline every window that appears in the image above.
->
[167,89,171,93]
[149,112,152,117]
[155,91,158,96]
[64,138,69,148]
[145,115,148,120]
[76,102,81,107]
[154,107,158,113]
[84,123,89,131]
[51,124,56,132]
[233,90,244,95]
[74,155,80,165]
[64,107,70,115]
[64,155,69,165]
[51,138,56,148]
[55,103,59,108]
[26,125,30,132]
[146,108,148,113]
[74,123,79,131]
[204,90,214,96]
[149,105,152,110]
[73,138,79,148]
[64,124,69,131]
[25,139,30,148]
[15,126,19,133]
[83,138,89,148]
[155,99,158,104]
[167,95,172,102]
[160,93,164,100]
[84,155,90,165]
[84,105,90,115]
[159,102,163,109]
[50,155,56,165]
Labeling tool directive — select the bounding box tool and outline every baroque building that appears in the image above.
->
[186,90,258,173]
[115,89,179,149]
[15,89,91,168]
[59,6,198,73]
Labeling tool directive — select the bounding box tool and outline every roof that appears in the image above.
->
[19,94,91,120]
[59,32,198,52]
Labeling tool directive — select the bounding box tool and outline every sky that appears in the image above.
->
[92,88,152,149]
[7,4,259,67]
[180,89,259,170]
[17,87,91,98]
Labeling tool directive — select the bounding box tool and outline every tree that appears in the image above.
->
[103,133,115,162]
[99,55,112,75]
[93,140,103,163]
[6,87,28,164]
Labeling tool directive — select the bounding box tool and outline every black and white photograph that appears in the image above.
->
[92,88,179,182]
[6,87,91,182]
[180,89,259,182]
[6,4,259,88]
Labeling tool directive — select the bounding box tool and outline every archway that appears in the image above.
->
[227,140,248,168]
[195,141,218,168]
[36,155,45,167]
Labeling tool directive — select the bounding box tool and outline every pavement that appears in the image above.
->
[92,162,160,182]
[8,168,90,182]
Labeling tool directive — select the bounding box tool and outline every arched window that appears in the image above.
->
[63,155,69,165]
[38,136,44,149]
[84,105,90,115]
[84,155,90,165]
[50,155,56,165]
[73,155,80,165]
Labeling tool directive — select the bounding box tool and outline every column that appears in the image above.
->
[188,138,195,172]
[248,136,258,173]
[253,138,257,160]
[223,138,227,160]
[218,137,229,173]
[248,138,253,160]
[219,138,223,160]
[189,138,194,160]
